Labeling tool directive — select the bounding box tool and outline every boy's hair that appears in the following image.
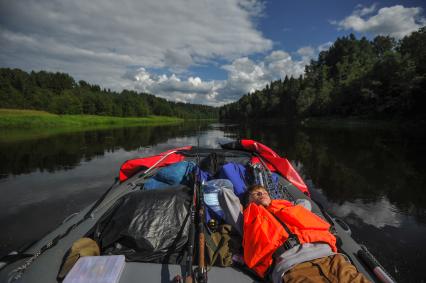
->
[243,185,267,207]
[247,184,267,193]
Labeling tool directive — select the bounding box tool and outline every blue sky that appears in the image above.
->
[1,0,425,106]
[262,0,425,49]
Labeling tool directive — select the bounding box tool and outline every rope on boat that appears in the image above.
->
[143,150,179,175]
[251,152,294,201]
[9,149,181,281]
[8,178,120,282]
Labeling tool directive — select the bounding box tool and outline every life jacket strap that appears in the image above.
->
[272,234,300,258]
[266,208,301,259]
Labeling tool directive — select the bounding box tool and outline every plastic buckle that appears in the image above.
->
[283,235,299,250]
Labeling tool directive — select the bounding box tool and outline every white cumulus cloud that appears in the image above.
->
[354,3,378,17]
[297,46,315,58]
[0,0,272,91]
[128,67,221,104]
[0,0,337,105]
[317,41,333,52]
[332,4,426,39]
[125,43,328,106]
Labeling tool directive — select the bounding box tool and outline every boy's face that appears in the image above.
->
[248,187,271,207]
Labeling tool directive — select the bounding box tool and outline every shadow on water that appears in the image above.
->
[1,121,425,281]
[0,122,212,179]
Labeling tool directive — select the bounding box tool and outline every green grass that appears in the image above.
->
[0,109,183,129]
[0,109,185,142]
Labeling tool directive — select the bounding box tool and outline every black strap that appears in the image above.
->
[267,209,300,258]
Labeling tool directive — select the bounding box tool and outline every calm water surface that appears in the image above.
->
[0,122,425,282]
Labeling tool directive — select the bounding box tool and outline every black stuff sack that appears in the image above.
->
[91,185,191,264]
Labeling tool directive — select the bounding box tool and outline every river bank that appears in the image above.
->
[222,116,426,131]
[0,109,186,142]
[300,116,426,130]
[0,109,183,129]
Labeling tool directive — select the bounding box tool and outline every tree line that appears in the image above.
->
[220,27,426,121]
[0,69,218,119]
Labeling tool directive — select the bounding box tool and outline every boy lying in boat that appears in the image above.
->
[219,184,371,283]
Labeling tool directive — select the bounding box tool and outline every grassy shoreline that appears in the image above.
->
[0,109,186,142]
[0,109,183,129]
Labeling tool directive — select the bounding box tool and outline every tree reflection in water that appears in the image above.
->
[221,122,426,282]
[0,121,425,281]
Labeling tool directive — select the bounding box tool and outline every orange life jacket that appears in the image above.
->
[242,200,337,278]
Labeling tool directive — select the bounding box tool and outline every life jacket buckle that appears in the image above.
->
[272,234,300,259]
[283,234,300,250]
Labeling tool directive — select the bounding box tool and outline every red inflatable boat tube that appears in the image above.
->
[119,146,192,182]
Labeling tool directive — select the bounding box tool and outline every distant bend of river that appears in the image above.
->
[0,121,425,282]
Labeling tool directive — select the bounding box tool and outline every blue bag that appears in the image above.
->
[195,167,211,183]
[217,162,249,198]
[144,161,195,190]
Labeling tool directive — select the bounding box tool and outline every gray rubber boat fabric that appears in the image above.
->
[92,185,192,264]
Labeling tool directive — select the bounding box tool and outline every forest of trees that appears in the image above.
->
[220,27,426,122]
[2,27,425,122]
[0,69,218,119]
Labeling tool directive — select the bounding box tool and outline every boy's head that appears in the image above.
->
[247,185,271,207]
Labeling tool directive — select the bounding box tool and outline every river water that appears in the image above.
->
[0,122,425,282]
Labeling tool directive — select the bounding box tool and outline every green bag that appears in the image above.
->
[205,224,242,267]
